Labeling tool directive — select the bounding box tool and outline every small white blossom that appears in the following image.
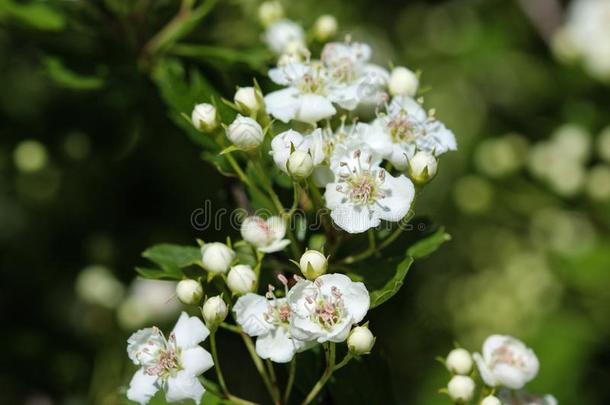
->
[473,335,540,390]
[202,296,228,327]
[264,19,306,55]
[234,86,264,115]
[258,1,283,27]
[347,325,375,354]
[299,249,328,280]
[175,279,203,305]
[241,216,291,253]
[408,150,438,184]
[324,145,415,233]
[288,150,314,178]
[270,129,325,173]
[201,242,235,274]
[388,66,418,97]
[227,264,257,295]
[447,375,475,403]
[191,103,218,132]
[446,348,473,375]
[234,293,311,363]
[226,115,264,150]
[126,312,213,405]
[287,273,369,343]
[481,395,502,405]
[313,15,338,42]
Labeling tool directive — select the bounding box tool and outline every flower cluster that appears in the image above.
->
[440,335,557,405]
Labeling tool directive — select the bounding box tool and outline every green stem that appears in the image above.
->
[333,353,353,371]
[225,152,250,186]
[219,322,241,333]
[202,378,260,405]
[266,359,282,403]
[209,332,229,396]
[241,333,280,405]
[301,343,336,405]
[283,357,296,404]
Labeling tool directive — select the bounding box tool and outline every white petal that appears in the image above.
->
[268,62,308,85]
[473,352,497,387]
[127,368,159,405]
[324,318,352,343]
[180,346,214,376]
[127,327,165,366]
[265,88,300,123]
[376,174,414,223]
[266,216,286,240]
[343,282,370,324]
[165,371,205,404]
[258,239,291,253]
[328,84,360,110]
[171,312,210,349]
[307,128,327,165]
[323,182,346,209]
[329,202,381,234]
[482,335,510,360]
[271,130,306,172]
[360,122,394,159]
[233,293,273,336]
[388,144,413,170]
[255,328,297,363]
[287,280,317,318]
[294,94,336,124]
[492,363,528,389]
[418,120,457,156]
[290,313,324,341]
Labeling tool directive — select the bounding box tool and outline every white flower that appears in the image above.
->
[202,296,228,327]
[388,66,418,97]
[191,103,218,132]
[481,395,502,405]
[265,61,337,124]
[270,129,325,173]
[234,86,263,115]
[240,216,291,253]
[175,279,203,305]
[363,97,457,169]
[324,145,415,233]
[201,242,235,274]
[288,150,314,178]
[234,293,310,363]
[264,19,305,55]
[287,273,369,343]
[446,348,473,375]
[258,1,283,27]
[226,115,264,150]
[347,325,375,354]
[447,375,475,403]
[408,150,438,184]
[473,335,540,390]
[227,264,257,295]
[126,312,213,405]
[313,15,338,42]
[299,249,328,280]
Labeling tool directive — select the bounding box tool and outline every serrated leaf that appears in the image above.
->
[407,227,451,259]
[369,256,414,309]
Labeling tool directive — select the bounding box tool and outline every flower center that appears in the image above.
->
[490,345,526,369]
[388,114,418,143]
[264,302,292,326]
[311,286,344,329]
[335,150,387,206]
[144,333,182,379]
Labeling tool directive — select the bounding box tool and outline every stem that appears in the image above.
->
[225,152,251,186]
[241,333,281,405]
[266,359,282,403]
[209,332,229,396]
[333,353,353,371]
[283,358,296,404]
[219,322,241,333]
[301,343,336,405]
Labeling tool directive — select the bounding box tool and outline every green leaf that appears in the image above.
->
[43,57,105,90]
[369,256,414,309]
[142,243,202,268]
[407,227,451,259]
[135,266,182,281]
[0,0,66,31]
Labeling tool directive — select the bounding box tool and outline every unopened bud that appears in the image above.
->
[226,115,264,150]
[176,279,203,305]
[202,296,228,328]
[314,15,338,42]
[389,66,419,97]
[408,151,438,184]
[234,86,264,116]
[201,242,235,274]
[347,325,375,355]
[299,249,327,280]
[287,150,314,179]
[258,1,284,27]
[227,264,257,295]
[481,395,502,405]
[446,348,473,375]
[447,375,475,403]
[191,103,219,132]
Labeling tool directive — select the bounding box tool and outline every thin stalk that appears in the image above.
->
[265,359,282,403]
[209,332,229,395]
[219,322,241,333]
[301,343,336,405]
[333,353,353,371]
[241,333,281,405]
[283,358,296,404]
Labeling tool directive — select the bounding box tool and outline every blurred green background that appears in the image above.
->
[1,0,609,404]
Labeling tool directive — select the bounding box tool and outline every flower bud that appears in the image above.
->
[234,86,264,116]
[227,264,257,295]
[202,296,228,328]
[389,66,419,97]
[258,1,283,27]
[226,115,264,150]
[191,103,219,132]
[176,279,203,305]
[299,249,327,280]
[287,150,314,179]
[313,15,338,42]
[446,348,473,375]
[481,395,502,405]
[347,325,375,355]
[408,151,438,184]
[447,375,475,403]
[201,242,235,274]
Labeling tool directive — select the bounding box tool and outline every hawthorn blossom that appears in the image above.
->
[363,96,457,169]
[270,129,325,173]
[264,19,306,55]
[126,312,213,404]
[234,292,310,363]
[473,335,540,390]
[324,144,414,233]
[287,273,369,343]
[241,215,290,253]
